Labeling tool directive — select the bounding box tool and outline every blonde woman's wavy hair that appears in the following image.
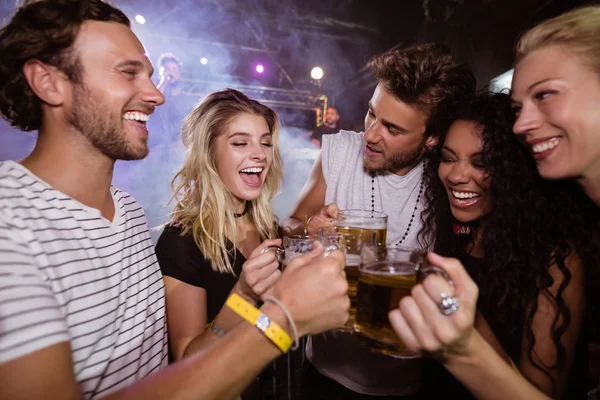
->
[169,88,283,274]
[515,5,600,76]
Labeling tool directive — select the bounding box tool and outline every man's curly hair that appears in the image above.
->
[368,43,476,135]
[0,0,130,131]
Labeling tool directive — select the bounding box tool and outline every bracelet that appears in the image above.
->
[226,293,292,353]
[263,296,299,351]
[304,215,313,235]
[209,321,227,337]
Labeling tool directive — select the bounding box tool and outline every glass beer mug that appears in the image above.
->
[280,235,316,271]
[355,245,450,358]
[335,209,388,250]
[318,226,376,331]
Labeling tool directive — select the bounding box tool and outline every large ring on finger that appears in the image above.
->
[438,292,459,316]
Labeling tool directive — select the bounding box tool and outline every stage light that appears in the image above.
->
[255,64,265,74]
[135,14,146,24]
[311,66,324,80]
[200,57,208,65]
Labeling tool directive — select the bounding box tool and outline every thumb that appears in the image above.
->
[323,203,340,218]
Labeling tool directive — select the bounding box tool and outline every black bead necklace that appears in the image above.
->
[371,173,424,245]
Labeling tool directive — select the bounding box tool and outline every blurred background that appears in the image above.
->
[0,0,593,242]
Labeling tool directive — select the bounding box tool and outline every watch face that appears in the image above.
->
[256,314,271,331]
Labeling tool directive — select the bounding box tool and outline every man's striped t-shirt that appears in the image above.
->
[0,161,168,399]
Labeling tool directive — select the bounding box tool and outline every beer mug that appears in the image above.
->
[355,246,451,358]
[318,226,376,331]
[281,235,316,271]
[335,209,388,250]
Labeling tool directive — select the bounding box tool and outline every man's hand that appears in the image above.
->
[272,243,349,336]
[305,203,340,235]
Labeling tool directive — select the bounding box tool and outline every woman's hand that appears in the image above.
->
[236,239,282,303]
[388,252,479,361]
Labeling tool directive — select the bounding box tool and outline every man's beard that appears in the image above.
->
[363,136,427,174]
[67,83,149,161]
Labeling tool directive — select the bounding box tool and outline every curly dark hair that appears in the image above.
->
[419,92,599,388]
[368,43,476,137]
[0,0,130,131]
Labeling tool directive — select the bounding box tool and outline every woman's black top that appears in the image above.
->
[155,225,246,322]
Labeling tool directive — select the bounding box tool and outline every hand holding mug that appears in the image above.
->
[388,252,479,361]
[305,203,340,235]
[237,239,282,303]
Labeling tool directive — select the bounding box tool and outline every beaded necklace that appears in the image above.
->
[370,173,424,245]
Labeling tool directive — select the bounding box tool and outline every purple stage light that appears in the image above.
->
[255,64,264,74]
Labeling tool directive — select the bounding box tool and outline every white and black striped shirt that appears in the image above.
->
[0,161,168,399]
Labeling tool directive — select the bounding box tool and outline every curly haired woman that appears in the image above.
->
[416,92,597,398]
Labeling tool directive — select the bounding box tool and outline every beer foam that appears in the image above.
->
[343,221,387,230]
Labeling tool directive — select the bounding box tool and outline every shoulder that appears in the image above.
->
[0,162,53,240]
[321,130,363,176]
[156,224,198,254]
[111,187,145,215]
[0,161,37,209]
[322,130,363,150]
[155,225,213,281]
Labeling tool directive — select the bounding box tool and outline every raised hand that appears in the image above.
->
[236,238,282,303]
[388,252,479,361]
[305,203,340,235]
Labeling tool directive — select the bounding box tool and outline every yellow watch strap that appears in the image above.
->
[226,293,292,353]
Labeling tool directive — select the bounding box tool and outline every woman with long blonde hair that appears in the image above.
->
[155,89,284,389]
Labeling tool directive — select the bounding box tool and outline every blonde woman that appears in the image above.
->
[389,6,600,400]
[155,89,283,373]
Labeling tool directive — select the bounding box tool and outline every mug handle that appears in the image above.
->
[261,245,284,263]
[417,264,455,287]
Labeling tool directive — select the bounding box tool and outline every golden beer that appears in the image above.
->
[318,227,375,331]
[335,226,387,252]
[345,254,361,324]
[336,210,388,250]
[355,261,420,358]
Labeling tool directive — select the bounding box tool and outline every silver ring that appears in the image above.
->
[438,292,459,316]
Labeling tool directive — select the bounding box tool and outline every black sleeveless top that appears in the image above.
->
[420,253,589,399]
[155,225,246,322]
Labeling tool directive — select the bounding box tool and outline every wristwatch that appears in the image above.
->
[226,293,292,353]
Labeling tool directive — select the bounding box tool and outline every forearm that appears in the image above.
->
[104,302,287,400]
[183,306,245,358]
[445,332,551,400]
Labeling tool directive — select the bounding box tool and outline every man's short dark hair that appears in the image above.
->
[0,0,130,132]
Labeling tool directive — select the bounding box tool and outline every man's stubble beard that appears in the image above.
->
[363,135,427,174]
[67,82,149,161]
